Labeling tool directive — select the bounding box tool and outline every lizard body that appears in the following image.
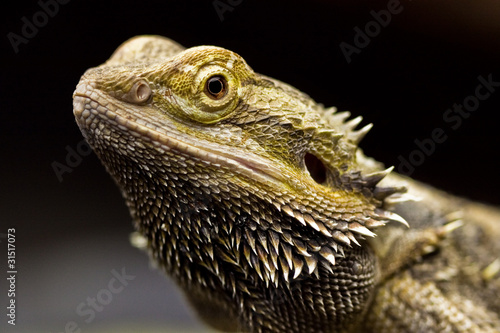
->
[73,35,500,332]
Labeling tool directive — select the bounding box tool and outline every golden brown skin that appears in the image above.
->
[73,35,500,332]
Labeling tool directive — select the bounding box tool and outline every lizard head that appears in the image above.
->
[74,35,407,329]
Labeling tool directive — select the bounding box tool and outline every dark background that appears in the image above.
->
[2,0,500,332]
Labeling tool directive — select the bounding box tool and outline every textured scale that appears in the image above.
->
[73,35,500,332]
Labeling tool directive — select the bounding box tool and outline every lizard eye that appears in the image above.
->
[188,64,240,123]
[205,75,228,100]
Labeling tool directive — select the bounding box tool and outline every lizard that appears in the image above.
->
[73,35,500,332]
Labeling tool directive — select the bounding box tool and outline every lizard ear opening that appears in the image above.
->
[304,153,327,185]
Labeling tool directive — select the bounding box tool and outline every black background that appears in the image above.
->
[2,0,500,332]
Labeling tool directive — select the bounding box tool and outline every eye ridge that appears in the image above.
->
[205,75,228,100]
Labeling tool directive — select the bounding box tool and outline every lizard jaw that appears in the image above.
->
[73,82,290,189]
[73,80,409,232]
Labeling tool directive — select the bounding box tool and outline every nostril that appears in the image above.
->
[136,81,151,101]
[125,80,152,104]
[304,153,327,185]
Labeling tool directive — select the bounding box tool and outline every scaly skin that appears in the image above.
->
[73,35,500,332]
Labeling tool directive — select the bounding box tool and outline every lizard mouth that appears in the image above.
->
[73,82,289,188]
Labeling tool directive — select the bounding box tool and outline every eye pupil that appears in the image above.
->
[205,75,227,99]
[208,78,223,94]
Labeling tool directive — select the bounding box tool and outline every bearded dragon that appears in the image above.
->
[73,35,500,332]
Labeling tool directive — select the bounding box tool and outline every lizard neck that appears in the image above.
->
[101,145,379,332]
